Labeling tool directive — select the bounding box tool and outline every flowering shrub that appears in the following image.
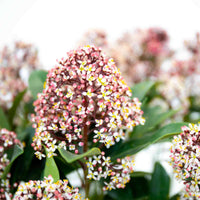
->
[1,31,200,199]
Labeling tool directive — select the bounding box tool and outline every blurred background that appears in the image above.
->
[1,0,200,197]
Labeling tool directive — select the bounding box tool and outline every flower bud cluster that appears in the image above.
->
[13,176,86,200]
[86,152,134,191]
[32,45,145,159]
[170,123,200,198]
[0,128,22,200]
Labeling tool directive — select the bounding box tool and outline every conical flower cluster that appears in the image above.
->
[32,45,145,159]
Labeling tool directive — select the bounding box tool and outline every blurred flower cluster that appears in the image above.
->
[0,41,41,110]
[0,128,22,200]
[158,34,200,120]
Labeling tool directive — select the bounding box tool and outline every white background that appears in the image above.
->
[1,0,200,196]
[1,0,200,68]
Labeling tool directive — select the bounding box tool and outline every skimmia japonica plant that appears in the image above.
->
[31,45,145,197]
[1,39,199,200]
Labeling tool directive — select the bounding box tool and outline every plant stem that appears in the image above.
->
[83,122,90,198]
[83,96,90,198]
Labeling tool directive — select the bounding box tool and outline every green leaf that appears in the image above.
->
[131,80,155,101]
[44,155,60,182]
[0,107,10,130]
[131,171,151,177]
[58,147,101,163]
[8,89,27,126]
[10,127,36,182]
[131,106,178,138]
[28,70,48,99]
[1,145,23,179]
[111,122,189,159]
[149,162,170,200]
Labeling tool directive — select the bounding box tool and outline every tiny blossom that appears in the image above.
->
[13,176,86,200]
[86,152,134,190]
[0,128,23,200]
[32,45,145,158]
[170,123,200,198]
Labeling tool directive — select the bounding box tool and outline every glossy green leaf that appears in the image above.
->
[131,80,155,101]
[111,122,189,159]
[8,89,27,126]
[1,145,23,179]
[131,106,178,138]
[0,106,10,130]
[28,70,48,99]
[44,155,60,182]
[9,127,36,182]
[58,147,101,163]
[149,162,170,200]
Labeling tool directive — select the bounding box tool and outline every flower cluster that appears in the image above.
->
[106,27,172,85]
[0,41,41,110]
[158,34,200,120]
[158,73,190,120]
[13,176,86,200]
[0,128,22,200]
[86,152,134,191]
[170,123,200,198]
[32,45,145,159]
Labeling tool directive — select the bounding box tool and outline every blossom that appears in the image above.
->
[32,45,145,158]
[13,176,86,200]
[0,128,23,200]
[86,152,134,190]
[170,123,200,198]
